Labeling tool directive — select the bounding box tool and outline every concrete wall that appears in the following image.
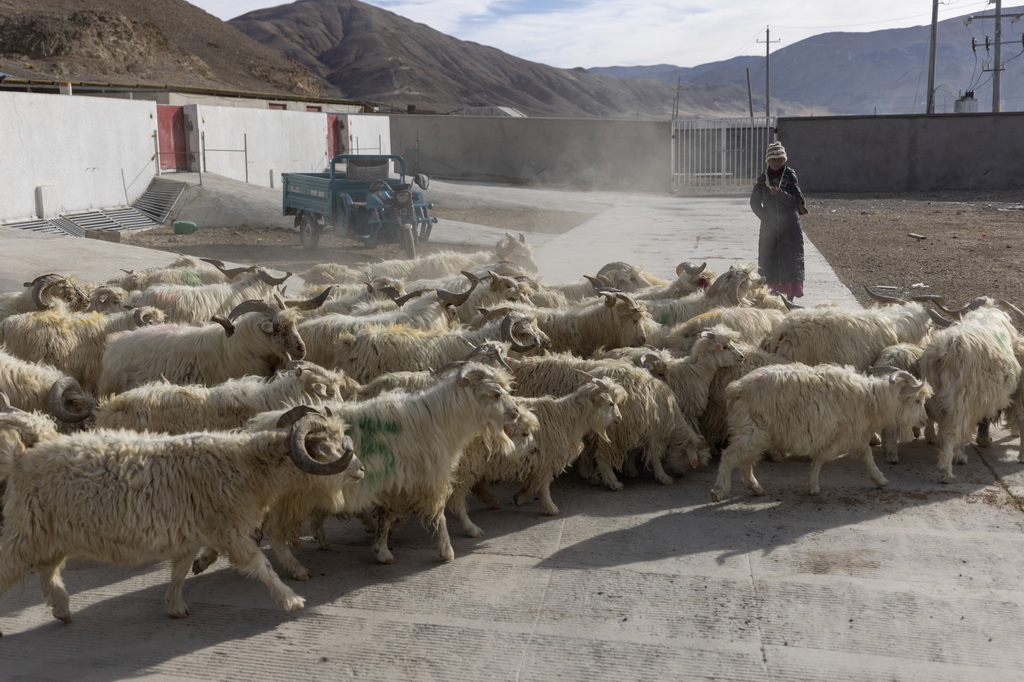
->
[193,105,329,188]
[338,113,392,156]
[0,92,158,222]
[778,113,1024,192]
[390,115,672,192]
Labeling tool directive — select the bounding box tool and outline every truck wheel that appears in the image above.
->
[399,225,416,259]
[299,215,321,250]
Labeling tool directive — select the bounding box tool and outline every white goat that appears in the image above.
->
[0,405,363,631]
[0,306,164,392]
[760,289,934,370]
[920,301,1021,483]
[97,299,307,396]
[711,364,933,500]
[133,268,291,324]
[510,353,707,489]
[0,274,89,322]
[196,363,521,578]
[93,361,360,433]
[0,349,93,425]
[451,376,626,526]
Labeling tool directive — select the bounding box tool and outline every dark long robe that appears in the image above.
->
[749,166,806,293]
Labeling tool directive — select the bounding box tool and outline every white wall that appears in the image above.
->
[339,114,392,156]
[195,106,329,188]
[0,92,158,222]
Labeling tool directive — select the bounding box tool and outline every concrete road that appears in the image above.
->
[1,175,1022,680]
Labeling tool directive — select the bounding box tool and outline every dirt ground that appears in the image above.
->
[121,191,1024,308]
[800,190,1024,308]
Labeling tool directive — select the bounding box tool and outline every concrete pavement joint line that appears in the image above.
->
[514,508,569,681]
[973,444,1024,514]
[746,552,770,674]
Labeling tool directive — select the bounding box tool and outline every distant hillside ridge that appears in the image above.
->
[227,0,821,118]
[589,6,1024,115]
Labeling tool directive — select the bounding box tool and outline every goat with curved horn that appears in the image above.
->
[926,307,955,328]
[227,299,280,321]
[676,261,707,277]
[27,274,63,310]
[995,298,1024,327]
[864,285,907,305]
[200,258,256,280]
[436,277,479,307]
[780,294,803,311]
[286,286,335,311]
[256,269,292,286]
[501,312,539,353]
[46,376,92,424]
[210,315,235,337]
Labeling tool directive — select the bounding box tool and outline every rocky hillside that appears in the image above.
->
[227,0,807,118]
[591,5,1024,115]
[0,0,818,118]
[0,0,321,96]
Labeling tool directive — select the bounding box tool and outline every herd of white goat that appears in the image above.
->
[1,232,1022,632]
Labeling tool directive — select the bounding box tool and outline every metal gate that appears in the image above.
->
[672,117,776,190]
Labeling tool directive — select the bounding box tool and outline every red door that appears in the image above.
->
[156,105,187,171]
[327,114,346,162]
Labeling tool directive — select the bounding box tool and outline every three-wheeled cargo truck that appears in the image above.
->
[281,154,437,258]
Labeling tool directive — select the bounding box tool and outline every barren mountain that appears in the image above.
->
[591,5,1024,115]
[0,0,321,96]
[227,0,788,118]
[0,0,817,118]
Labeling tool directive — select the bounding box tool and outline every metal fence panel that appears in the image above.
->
[672,117,776,190]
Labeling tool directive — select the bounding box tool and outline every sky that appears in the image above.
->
[189,0,1007,69]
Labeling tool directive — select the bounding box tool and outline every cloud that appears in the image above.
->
[192,0,988,69]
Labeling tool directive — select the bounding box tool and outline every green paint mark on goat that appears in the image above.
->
[658,312,671,325]
[354,415,401,486]
[182,269,203,287]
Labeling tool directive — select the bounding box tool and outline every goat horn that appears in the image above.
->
[257,269,292,286]
[436,278,478,307]
[864,285,906,305]
[596,261,633,278]
[287,285,335,311]
[780,294,803,311]
[47,376,92,424]
[227,299,280,321]
[133,306,161,327]
[23,273,61,287]
[677,261,707,276]
[286,413,360,477]
[389,288,428,307]
[211,315,236,336]
[29,274,62,310]
[995,298,1024,326]
[703,271,729,298]
[614,292,640,308]
[501,313,538,353]
[926,307,955,328]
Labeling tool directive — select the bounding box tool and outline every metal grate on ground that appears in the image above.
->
[0,178,187,238]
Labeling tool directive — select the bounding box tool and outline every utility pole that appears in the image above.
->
[993,0,1002,112]
[757,26,780,117]
[926,0,939,114]
[968,2,1023,112]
